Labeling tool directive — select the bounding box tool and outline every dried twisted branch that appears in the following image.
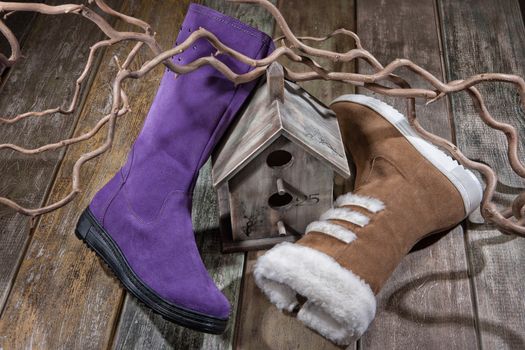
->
[233,0,525,236]
[0,0,523,236]
[0,0,173,124]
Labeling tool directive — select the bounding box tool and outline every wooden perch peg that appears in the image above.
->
[275,177,308,202]
[277,220,287,236]
[276,177,285,195]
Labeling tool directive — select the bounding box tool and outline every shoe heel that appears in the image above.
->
[75,210,93,240]
[447,163,483,216]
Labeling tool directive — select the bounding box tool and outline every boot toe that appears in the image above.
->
[194,284,231,320]
[137,260,232,321]
[254,242,376,345]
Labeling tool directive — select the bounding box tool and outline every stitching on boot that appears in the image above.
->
[99,146,136,226]
[367,155,410,182]
[101,179,125,228]
[120,145,135,182]
[120,188,189,225]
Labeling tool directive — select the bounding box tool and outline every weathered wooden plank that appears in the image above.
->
[439,0,525,348]
[441,1,525,188]
[234,1,357,349]
[200,0,275,32]
[273,0,355,105]
[0,1,181,348]
[0,0,122,313]
[111,1,276,349]
[356,1,479,349]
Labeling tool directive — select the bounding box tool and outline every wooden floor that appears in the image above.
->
[0,0,524,349]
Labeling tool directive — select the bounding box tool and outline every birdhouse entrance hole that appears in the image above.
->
[266,149,293,168]
[268,192,293,209]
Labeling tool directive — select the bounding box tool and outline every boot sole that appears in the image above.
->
[331,94,483,216]
[75,207,228,334]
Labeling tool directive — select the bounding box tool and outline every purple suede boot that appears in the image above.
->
[75,3,274,334]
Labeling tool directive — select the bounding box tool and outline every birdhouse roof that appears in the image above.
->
[211,76,351,188]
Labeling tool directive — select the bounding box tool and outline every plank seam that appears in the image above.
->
[107,290,127,350]
[435,1,483,348]
[232,252,248,350]
[463,227,484,350]
[433,0,457,146]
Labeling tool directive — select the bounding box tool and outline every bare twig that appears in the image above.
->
[0,0,523,237]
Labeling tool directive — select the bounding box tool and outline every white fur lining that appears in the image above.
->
[254,242,376,345]
[335,193,385,213]
[320,208,369,227]
[305,221,356,243]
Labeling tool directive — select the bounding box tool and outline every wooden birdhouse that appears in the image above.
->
[211,62,351,253]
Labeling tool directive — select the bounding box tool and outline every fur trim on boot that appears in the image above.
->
[254,242,376,345]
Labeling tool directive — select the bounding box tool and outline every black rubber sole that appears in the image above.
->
[75,207,228,334]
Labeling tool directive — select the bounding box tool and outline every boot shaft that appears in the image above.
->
[134,4,274,192]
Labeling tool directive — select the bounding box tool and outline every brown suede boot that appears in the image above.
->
[253,94,482,345]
